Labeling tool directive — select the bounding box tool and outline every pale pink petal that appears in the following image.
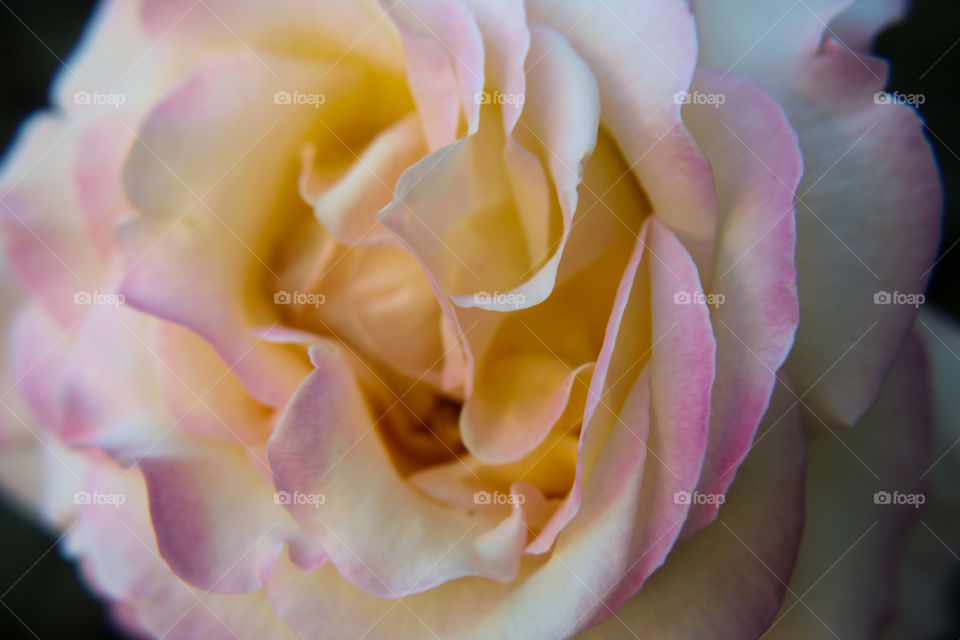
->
[580,383,807,639]
[694,5,941,426]
[9,304,73,434]
[449,22,600,312]
[381,0,484,149]
[141,0,402,71]
[140,438,324,593]
[460,0,529,134]
[782,41,940,426]
[532,218,716,572]
[269,344,528,598]
[527,0,718,270]
[68,461,298,639]
[116,51,336,408]
[692,0,853,85]
[680,70,802,532]
[154,322,271,446]
[0,115,106,326]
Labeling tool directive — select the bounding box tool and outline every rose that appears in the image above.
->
[0,1,943,639]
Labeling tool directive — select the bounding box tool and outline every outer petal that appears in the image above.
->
[764,332,931,639]
[141,0,403,71]
[0,115,106,326]
[694,3,942,426]
[579,383,807,639]
[66,459,298,639]
[680,69,802,531]
[140,438,324,594]
[116,51,349,408]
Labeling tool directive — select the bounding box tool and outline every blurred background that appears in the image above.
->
[0,0,957,638]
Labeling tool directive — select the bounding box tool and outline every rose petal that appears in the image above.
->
[269,344,528,598]
[141,438,324,593]
[265,374,803,640]
[680,69,802,532]
[380,0,485,149]
[68,460,298,639]
[694,4,941,426]
[527,0,718,270]
[532,218,716,565]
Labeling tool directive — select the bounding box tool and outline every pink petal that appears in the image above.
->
[532,218,716,572]
[695,5,942,426]
[380,0,485,149]
[116,51,336,408]
[580,383,807,639]
[141,438,324,593]
[680,70,802,532]
[527,0,718,270]
[141,0,403,71]
[69,460,298,639]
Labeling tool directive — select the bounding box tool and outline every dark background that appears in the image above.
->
[0,0,957,638]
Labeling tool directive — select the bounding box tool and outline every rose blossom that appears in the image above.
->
[0,0,944,639]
